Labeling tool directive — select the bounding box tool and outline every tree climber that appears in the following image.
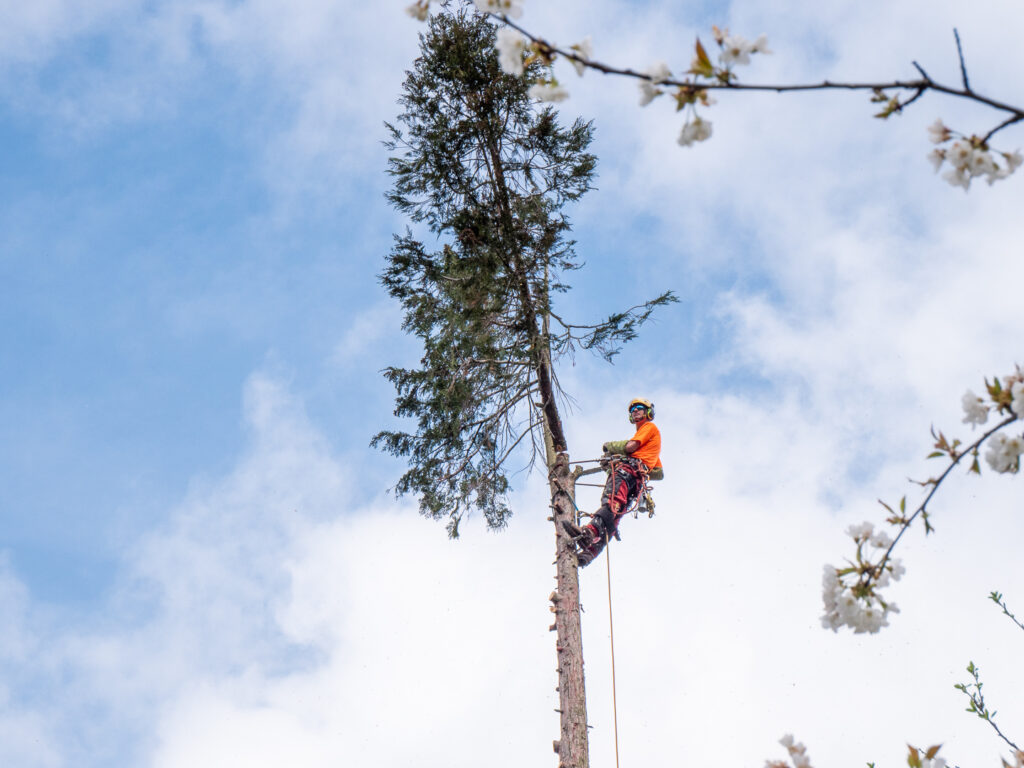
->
[564,398,664,567]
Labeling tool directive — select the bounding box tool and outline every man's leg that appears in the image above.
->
[575,465,642,566]
[576,530,608,567]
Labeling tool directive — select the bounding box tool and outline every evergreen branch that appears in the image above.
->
[492,410,544,471]
[461,382,538,431]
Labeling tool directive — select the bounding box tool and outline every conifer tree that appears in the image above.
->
[376,3,674,765]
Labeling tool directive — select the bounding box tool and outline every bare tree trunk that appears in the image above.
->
[546,447,589,768]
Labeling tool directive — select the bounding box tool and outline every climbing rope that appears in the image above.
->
[606,534,621,768]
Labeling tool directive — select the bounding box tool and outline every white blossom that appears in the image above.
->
[473,0,523,18]
[495,27,528,75]
[876,557,905,589]
[939,140,1013,188]
[988,166,1012,185]
[751,34,773,54]
[869,530,893,549]
[943,165,970,190]
[677,116,712,146]
[638,61,672,106]
[985,432,1024,473]
[776,734,813,768]
[1011,381,1024,419]
[889,558,905,581]
[845,521,873,541]
[1005,150,1024,173]
[720,35,754,66]
[927,148,945,172]
[528,81,569,102]
[568,36,592,77]
[947,140,972,169]
[638,82,660,107]
[969,148,999,178]
[927,118,951,144]
[961,389,990,427]
[821,563,896,634]
[405,0,429,21]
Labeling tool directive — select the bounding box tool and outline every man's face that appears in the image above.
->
[630,405,647,424]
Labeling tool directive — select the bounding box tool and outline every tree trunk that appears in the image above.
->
[548,451,589,768]
[481,123,588,767]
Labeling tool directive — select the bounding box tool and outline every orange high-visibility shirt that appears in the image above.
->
[630,421,662,470]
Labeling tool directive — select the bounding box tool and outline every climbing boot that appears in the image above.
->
[562,519,600,546]
[560,519,587,540]
[587,516,608,545]
[576,535,608,568]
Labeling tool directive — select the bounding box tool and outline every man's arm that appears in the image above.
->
[602,439,642,454]
[602,440,630,454]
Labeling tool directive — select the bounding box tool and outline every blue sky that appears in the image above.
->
[2,1,1023,766]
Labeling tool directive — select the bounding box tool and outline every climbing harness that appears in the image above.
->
[606,455,656,524]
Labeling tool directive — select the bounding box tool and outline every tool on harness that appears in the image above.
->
[637,488,656,517]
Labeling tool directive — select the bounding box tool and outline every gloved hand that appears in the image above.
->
[602,440,629,455]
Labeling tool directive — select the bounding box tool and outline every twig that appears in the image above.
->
[983,113,1024,144]
[989,591,1024,634]
[954,28,971,91]
[955,662,1021,754]
[871,415,1017,582]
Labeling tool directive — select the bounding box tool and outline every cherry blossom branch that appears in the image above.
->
[441,4,1024,186]
[872,414,1018,579]
[499,13,1024,123]
[822,367,1024,634]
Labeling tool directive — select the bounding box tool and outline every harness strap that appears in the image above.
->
[606,455,655,520]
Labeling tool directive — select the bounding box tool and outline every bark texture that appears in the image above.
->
[549,452,589,768]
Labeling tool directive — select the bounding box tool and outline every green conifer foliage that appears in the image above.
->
[375,1,673,537]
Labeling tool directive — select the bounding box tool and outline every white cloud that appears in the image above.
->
[2,1,1023,766]
[330,301,405,367]
[1,367,1021,767]
[0,0,421,205]
[0,0,130,65]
